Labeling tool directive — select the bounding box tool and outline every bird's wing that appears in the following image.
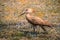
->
[30,16,45,24]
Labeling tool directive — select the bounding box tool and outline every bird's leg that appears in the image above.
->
[48,26,53,29]
[41,26,46,31]
[40,26,48,34]
[30,24,34,28]
[32,25,37,32]
[33,26,35,32]
[48,25,54,29]
[30,24,35,32]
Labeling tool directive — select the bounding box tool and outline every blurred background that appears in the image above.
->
[0,0,60,24]
[0,0,60,40]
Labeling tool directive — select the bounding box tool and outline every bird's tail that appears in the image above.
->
[45,20,58,27]
[47,23,59,29]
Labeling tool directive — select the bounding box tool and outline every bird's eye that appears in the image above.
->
[25,9,28,11]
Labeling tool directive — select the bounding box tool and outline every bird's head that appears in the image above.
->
[20,8,34,16]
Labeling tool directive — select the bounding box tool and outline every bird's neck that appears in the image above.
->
[26,14,31,17]
[25,13,35,19]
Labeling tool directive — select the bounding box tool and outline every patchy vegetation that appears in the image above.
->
[0,0,60,40]
[0,20,60,40]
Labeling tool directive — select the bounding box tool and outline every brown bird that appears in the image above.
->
[20,8,54,33]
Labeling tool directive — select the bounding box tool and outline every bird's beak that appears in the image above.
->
[20,11,25,16]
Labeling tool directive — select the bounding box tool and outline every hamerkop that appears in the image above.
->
[20,8,54,33]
